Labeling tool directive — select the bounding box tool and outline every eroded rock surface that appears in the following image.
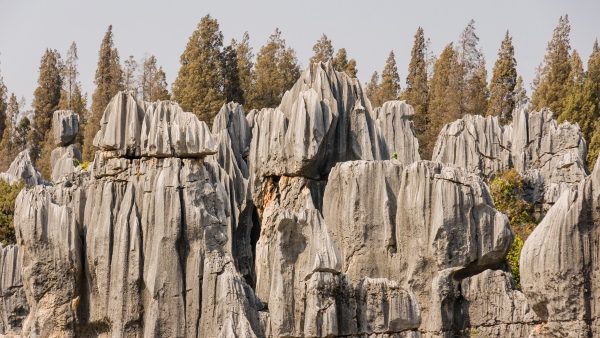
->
[520,155,600,337]
[53,110,79,146]
[7,64,579,338]
[433,108,588,208]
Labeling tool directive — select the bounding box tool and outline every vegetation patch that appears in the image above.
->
[489,168,540,288]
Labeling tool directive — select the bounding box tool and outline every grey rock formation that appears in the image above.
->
[0,150,45,186]
[8,64,573,338]
[323,160,515,335]
[50,144,82,183]
[520,154,600,336]
[93,92,217,158]
[373,101,421,164]
[249,62,419,183]
[50,111,83,183]
[52,110,79,146]
[432,108,588,208]
[0,245,27,336]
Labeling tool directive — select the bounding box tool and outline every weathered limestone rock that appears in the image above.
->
[520,154,600,336]
[93,92,217,158]
[50,111,83,183]
[0,150,45,186]
[373,101,421,164]
[512,108,588,206]
[432,108,588,208]
[249,62,419,184]
[458,269,540,337]
[324,160,514,335]
[9,65,560,338]
[0,245,27,336]
[52,110,79,146]
[432,114,512,177]
[50,145,82,183]
[15,184,84,337]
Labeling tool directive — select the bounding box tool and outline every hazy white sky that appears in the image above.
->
[1,0,599,110]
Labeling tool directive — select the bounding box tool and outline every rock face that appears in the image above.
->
[50,110,84,183]
[520,156,600,336]
[432,108,588,208]
[7,63,585,337]
[0,245,27,336]
[93,92,217,158]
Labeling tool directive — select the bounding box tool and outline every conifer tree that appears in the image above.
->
[249,28,300,110]
[366,71,382,107]
[83,25,123,161]
[331,48,358,77]
[560,44,600,167]
[0,61,7,145]
[0,94,18,171]
[221,44,244,104]
[487,31,518,122]
[531,15,572,115]
[123,55,138,92]
[138,55,170,102]
[402,27,429,140]
[514,75,528,109]
[310,34,334,64]
[172,15,224,126]
[58,42,87,150]
[150,67,170,101]
[457,20,488,116]
[425,43,462,159]
[379,50,400,103]
[30,49,62,175]
[232,32,254,105]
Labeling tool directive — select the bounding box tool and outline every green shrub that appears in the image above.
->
[489,168,540,288]
[506,234,524,287]
[73,158,90,171]
[0,179,27,245]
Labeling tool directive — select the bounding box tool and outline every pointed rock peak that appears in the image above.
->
[0,150,45,186]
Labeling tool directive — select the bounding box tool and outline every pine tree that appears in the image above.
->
[232,32,254,107]
[379,51,400,103]
[150,67,170,101]
[0,61,7,146]
[123,55,138,92]
[531,15,572,116]
[487,31,518,122]
[172,14,224,126]
[310,34,334,64]
[402,27,429,142]
[0,94,18,171]
[426,43,462,159]
[457,20,488,116]
[331,48,358,77]
[514,76,528,109]
[561,43,600,167]
[83,25,123,161]
[221,44,244,104]
[58,42,87,150]
[366,71,382,107]
[139,55,169,101]
[30,49,62,176]
[249,28,300,110]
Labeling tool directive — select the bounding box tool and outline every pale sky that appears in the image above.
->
[1,0,599,110]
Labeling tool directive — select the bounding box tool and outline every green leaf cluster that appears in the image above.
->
[0,179,27,245]
[489,168,539,288]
